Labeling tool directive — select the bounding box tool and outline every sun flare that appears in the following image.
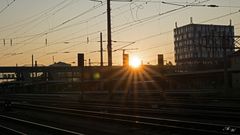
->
[129,56,141,68]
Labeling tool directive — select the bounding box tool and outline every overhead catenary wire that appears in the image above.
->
[0,0,68,31]
[0,0,204,54]
[0,0,16,15]
[0,1,104,41]
[0,0,239,65]
[109,1,240,64]
[0,10,107,42]
[0,0,134,60]
[0,0,139,51]
[0,0,206,64]
[0,1,106,59]
[0,0,193,45]
[112,0,239,51]
[129,8,240,53]
[5,0,79,38]
[112,0,211,34]
[49,1,106,31]
[0,0,75,54]
[0,0,127,41]
[201,9,240,23]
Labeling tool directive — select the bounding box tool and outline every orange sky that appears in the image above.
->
[0,0,239,66]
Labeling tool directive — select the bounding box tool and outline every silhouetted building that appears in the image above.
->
[123,54,129,66]
[49,62,72,81]
[50,61,71,67]
[157,54,164,66]
[78,53,84,67]
[174,23,234,71]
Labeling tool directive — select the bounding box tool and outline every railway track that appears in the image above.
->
[1,92,240,134]
[2,95,240,125]
[3,92,240,103]
[4,95,240,114]
[2,93,240,108]
[0,124,27,135]
[0,114,84,135]
[3,91,240,103]
[8,99,240,123]
[7,102,240,135]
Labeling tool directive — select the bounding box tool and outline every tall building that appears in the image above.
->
[174,23,234,71]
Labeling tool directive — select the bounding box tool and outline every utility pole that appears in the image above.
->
[89,59,91,66]
[100,32,103,66]
[45,38,48,46]
[31,54,34,81]
[10,39,12,46]
[52,56,55,64]
[32,54,34,67]
[3,39,5,46]
[91,0,131,66]
[107,0,112,66]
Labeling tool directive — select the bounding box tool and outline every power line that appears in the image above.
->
[0,1,104,42]
[112,0,211,34]
[0,0,16,15]
[0,0,73,55]
[111,0,240,51]
[201,9,240,23]
[50,1,106,31]
[5,0,78,38]
[0,11,106,42]
[0,0,193,47]
[0,2,106,59]
[0,1,127,41]
[2,0,240,65]
[37,0,209,65]
[0,0,68,31]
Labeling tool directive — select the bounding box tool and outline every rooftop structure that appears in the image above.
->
[49,62,71,67]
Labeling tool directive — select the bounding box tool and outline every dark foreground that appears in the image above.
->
[0,89,240,135]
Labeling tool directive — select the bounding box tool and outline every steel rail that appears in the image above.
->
[4,96,240,112]
[0,114,85,135]
[0,124,27,135]
[12,103,240,135]
[11,99,240,120]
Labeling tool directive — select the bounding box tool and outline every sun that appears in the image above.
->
[129,56,141,68]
